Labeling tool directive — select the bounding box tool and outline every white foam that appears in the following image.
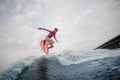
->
[56,49,120,65]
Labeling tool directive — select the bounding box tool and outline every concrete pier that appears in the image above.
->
[95,35,120,49]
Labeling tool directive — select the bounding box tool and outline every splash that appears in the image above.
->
[56,49,120,65]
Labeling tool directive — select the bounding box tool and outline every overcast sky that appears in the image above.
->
[0,0,120,71]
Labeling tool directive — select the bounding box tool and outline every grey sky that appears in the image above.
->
[0,0,120,72]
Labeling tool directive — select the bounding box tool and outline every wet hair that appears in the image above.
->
[54,28,58,31]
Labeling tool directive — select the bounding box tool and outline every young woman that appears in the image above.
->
[38,27,58,49]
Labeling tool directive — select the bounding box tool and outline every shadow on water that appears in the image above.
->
[17,56,49,80]
[38,57,49,80]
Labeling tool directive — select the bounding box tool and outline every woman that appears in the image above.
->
[38,27,58,49]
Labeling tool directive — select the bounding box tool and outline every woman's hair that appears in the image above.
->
[54,28,58,31]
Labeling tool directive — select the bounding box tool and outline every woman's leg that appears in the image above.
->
[45,37,54,49]
[48,43,54,49]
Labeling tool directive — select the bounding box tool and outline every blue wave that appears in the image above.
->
[0,56,35,80]
[0,49,120,80]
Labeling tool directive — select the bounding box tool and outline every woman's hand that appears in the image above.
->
[37,28,41,30]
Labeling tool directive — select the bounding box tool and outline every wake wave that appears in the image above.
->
[0,56,36,80]
[56,49,120,65]
[0,49,120,80]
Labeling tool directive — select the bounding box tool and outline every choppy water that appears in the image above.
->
[0,49,120,80]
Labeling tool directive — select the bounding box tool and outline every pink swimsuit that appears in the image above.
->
[40,28,57,40]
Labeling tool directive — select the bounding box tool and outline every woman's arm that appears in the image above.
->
[38,28,51,32]
[54,34,58,42]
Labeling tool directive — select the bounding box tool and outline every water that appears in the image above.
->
[0,49,120,80]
